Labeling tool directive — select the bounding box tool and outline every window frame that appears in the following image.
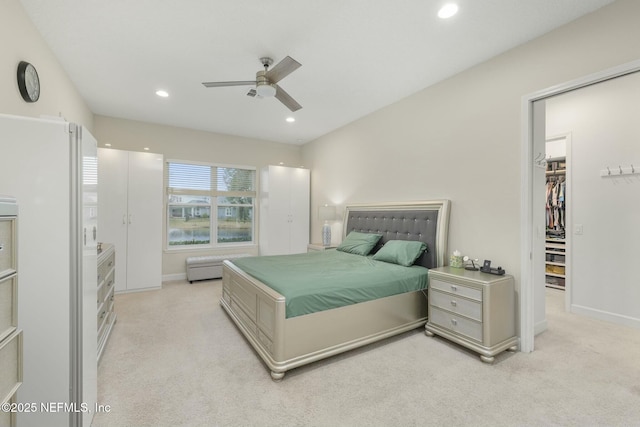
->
[165,159,257,250]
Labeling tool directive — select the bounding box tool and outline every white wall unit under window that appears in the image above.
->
[259,165,310,255]
[98,148,163,292]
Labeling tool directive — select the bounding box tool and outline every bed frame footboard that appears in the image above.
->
[221,260,428,380]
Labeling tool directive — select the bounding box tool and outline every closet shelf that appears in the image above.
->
[546,169,566,175]
[546,261,565,267]
[545,242,566,250]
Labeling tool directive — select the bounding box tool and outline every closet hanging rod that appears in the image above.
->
[599,164,637,177]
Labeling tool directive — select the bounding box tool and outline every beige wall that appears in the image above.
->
[302,0,640,306]
[93,115,303,277]
[0,0,93,128]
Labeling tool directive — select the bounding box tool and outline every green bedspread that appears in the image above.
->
[232,249,429,318]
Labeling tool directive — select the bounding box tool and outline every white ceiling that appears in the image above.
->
[20,0,615,145]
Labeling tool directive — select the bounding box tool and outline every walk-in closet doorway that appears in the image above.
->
[521,59,640,353]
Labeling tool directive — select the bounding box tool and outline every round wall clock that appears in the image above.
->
[17,61,40,102]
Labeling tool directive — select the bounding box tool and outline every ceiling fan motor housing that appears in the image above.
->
[256,70,276,97]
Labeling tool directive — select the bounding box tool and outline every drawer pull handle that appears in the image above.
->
[451,285,458,292]
[107,279,113,287]
[100,311,106,319]
[451,319,458,326]
[450,300,457,307]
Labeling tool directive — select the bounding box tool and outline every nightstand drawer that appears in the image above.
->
[430,278,482,301]
[429,306,482,342]
[430,289,481,321]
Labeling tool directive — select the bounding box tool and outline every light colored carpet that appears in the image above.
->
[92,282,640,427]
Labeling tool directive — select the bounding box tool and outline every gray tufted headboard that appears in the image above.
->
[343,200,450,269]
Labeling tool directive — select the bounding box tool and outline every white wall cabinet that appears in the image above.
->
[259,165,310,255]
[98,149,163,292]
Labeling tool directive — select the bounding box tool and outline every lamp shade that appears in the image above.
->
[318,205,336,221]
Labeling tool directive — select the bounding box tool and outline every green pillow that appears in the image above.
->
[336,231,383,256]
[372,240,427,267]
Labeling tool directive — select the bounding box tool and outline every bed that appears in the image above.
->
[220,200,450,380]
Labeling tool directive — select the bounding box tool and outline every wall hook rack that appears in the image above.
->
[600,164,638,177]
[533,152,547,168]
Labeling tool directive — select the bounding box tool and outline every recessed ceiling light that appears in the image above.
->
[286,117,295,123]
[104,143,112,147]
[155,89,169,98]
[279,162,284,165]
[438,3,458,19]
[143,147,150,151]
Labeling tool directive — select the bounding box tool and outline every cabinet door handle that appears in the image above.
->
[84,227,87,245]
[450,319,458,326]
[0,243,4,251]
[450,300,457,307]
[129,214,133,224]
[122,214,127,224]
[93,226,97,241]
[451,285,458,292]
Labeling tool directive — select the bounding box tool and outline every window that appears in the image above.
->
[166,161,256,248]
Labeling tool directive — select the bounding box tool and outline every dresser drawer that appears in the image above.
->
[97,305,109,331]
[430,289,482,322]
[429,306,482,342]
[0,397,15,427]
[0,275,17,342]
[0,218,16,278]
[0,330,22,404]
[430,278,482,301]
[98,250,115,284]
[98,269,115,308]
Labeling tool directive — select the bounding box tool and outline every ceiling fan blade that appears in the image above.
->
[202,80,255,88]
[265,56,301,84]
[274,85,302,112]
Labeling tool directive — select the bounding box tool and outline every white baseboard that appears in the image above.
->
[534,319,548,336]
[115,286,162,295]
[163,273,187,282]
[571,304,640,329]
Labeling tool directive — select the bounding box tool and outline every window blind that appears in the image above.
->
[166,162,256,197]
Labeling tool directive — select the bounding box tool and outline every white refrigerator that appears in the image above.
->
[0,114,97,427]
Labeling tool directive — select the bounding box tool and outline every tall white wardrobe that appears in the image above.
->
[98,148,163,292]
[259,165,310,255]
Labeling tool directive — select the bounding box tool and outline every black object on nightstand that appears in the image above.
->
[480,260,505,275]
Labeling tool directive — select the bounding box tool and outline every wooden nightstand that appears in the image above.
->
[307,243,337,252]
[425,266,518,363]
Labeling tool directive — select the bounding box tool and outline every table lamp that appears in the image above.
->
[318,205,336,246]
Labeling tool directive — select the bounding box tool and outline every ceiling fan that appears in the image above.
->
[202,56,302,112]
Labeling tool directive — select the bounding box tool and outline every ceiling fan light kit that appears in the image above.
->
[202,56,302,111]
[256,83,276,97]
